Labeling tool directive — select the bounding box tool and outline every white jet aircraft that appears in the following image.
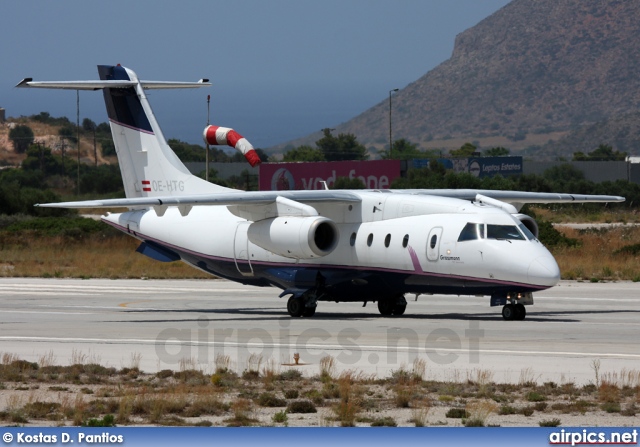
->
[17,65,625,320]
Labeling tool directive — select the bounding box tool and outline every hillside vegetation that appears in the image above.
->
[279,0,640,158]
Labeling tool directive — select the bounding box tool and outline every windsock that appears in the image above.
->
[203,125,261,167]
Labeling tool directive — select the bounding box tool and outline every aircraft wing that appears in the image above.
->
[396,189,625,208]
[35,190,361,209]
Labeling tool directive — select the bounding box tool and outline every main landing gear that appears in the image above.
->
[502,303,526,321]
[377,294,407,316]
[286,296,317,317]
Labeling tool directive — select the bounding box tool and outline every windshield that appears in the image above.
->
[518,223,536,240]
[458,223,485,242]
[487,224,525,241]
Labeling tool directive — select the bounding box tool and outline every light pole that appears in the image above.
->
[389,88,399,158]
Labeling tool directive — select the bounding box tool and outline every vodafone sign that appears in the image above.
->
[259,160,401,191]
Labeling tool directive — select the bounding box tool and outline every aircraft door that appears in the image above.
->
[426,227,443,262]
[233,222,254,276]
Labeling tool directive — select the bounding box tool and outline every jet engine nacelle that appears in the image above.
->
[514,213,539,239]
[248,216,339,259]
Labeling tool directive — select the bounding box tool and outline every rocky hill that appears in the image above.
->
[279,0,640,158]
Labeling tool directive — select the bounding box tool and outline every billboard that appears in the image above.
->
[259,160,401,191]
[412,156,523,178]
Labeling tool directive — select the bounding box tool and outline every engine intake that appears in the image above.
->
[248,216,339,259]
[514,214,539,239]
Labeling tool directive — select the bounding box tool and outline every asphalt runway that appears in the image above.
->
[1,278,638,384]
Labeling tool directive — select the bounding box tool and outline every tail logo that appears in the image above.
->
[142,180,151,192]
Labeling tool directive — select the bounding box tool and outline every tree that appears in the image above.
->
[316,128,367,161]
[332,176,366,189]
[381,138,423,160]
[483,147,510,157]
[82,118,97,133]
[8,124,34,153]
[58,126,77,144]
[283,145,325,162]
[573,144,626,161]
[450,142,477,158]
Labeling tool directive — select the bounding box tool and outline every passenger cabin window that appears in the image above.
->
[367,233,374,247]
[402,234,409,248]
[487,224,525,241]
[429,234,438,249]
[350,232,357,247]
[384,234,391,248]
[458,223,484,242]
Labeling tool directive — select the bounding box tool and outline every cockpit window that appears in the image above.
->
[518,223,536,241]
[487,224,525,241]
[458,223,484,242]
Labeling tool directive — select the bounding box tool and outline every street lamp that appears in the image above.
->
[389,88,399,158]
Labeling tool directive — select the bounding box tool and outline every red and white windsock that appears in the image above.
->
[203,125,261,167]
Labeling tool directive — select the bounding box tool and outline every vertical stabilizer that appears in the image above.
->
[97,65,236,197]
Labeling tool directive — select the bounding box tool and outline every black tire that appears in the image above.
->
[302,306,316,317]
[502,304,515,321]
[377,299,394,316]
[287,297,304,317]
[514,303,526,320]
[392,304,406,316]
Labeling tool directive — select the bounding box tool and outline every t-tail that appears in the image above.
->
[17,64,235,198]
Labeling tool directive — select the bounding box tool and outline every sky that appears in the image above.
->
[0,0,511,149]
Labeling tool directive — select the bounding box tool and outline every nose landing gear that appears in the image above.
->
[502,302,526,321]
[492,292,533,321]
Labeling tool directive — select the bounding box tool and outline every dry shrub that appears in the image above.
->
[38,351,56,369]
[465,399,498,427]
[412,358,427,382]
[519,367,539,387]
[261,358,279,386]
[553,227,640,280]
[215,353,231,373]
[332,371,361,427]
[599,382,620,403]
[319,355,336,381]
[411,399,431,427]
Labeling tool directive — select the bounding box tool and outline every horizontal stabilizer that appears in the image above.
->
[16,79,210,90]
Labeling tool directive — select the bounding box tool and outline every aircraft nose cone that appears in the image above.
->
[528,255,560,286]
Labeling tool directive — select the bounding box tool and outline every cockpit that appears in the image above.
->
[457,222,537,242]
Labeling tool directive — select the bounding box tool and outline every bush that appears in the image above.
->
[257,392,286,408]
[284,389,299,399]
[286,400,317,414]
[273,410,288,424]
[539,418,561,427]
[370,416,397,427]
[526,391,546,402]
[82,414,115,427]
[445,408,468,419]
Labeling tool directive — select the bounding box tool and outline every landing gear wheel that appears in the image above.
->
[287,297,304,317]
[514,303,526,320]
[392,294,407,315]
[392,304,406,315]
[302,306,316,317]
[377,299,394,316]
[502,304,515,321]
